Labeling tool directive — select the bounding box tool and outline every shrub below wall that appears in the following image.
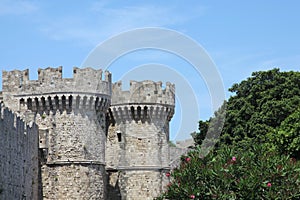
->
[157,143,300,200]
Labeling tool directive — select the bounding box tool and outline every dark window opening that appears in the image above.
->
[62,95,66,110]
[130,106,135,118]
[117,132,122,142]
[68,95,73,111]
[27,98,32,110]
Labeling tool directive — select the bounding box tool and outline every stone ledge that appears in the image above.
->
[14,91,111,98]
[46,160,105,166]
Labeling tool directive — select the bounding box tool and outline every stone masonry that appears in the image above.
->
[0,103,39,199]
[0,67,175,200]
[106,80,175,199]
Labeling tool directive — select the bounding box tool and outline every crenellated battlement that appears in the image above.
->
[2,67,112,112]
[2,66,111,96]
[112,80,175,106]
[38,67,62,82]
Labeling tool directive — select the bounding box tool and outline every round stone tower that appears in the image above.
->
[106,80,175,199]
[2,67,111,199]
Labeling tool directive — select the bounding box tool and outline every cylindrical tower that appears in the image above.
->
[2,67,111,199]
[106,80,175,199]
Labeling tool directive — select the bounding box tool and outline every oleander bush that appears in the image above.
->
[157,143,300,200]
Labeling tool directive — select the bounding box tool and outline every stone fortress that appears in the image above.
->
[0,66,178,199]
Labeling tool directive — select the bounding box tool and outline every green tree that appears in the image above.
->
[191,120,209,145]
[193,69,300,156]
[268,108,300,158]
[223,68,299,143]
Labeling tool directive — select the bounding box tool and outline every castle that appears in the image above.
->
[0,66,175,199]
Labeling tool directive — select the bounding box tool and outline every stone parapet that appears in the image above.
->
[2,66,112,112]
[112,80,175,106]
[2,67,111,97]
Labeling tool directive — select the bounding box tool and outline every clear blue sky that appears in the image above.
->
[0,0,299,140]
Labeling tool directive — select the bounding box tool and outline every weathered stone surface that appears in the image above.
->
[119,170,164,199]
[41,164,106,199]
[106,80,175,199]
[0,67,177,200]
[112,80,175,105]
[0,104,39,199]
[1,67,110,199]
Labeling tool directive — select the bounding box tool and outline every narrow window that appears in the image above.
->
[117,131,122,142]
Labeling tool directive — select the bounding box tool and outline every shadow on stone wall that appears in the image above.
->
[107,171,121,200]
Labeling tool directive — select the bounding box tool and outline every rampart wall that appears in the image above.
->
[0,103,39,199]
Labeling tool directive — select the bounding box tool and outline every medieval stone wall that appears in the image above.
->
[1,67,111,199]
[0,103,39,199]
[106,114,169,168]
[106,80,175,199]
[38,110,108,199]
[41,164,106,199]
[0,67,179,200]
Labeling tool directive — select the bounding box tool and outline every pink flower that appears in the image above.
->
[166,172,170,177]
[186,157,191,162]
[190,194,195,199]
[232,156,236,161]
[267,182,272,187]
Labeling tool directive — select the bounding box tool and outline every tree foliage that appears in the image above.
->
[194,68,300,157]
[191,120,208,145]
[269,108,300,158]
